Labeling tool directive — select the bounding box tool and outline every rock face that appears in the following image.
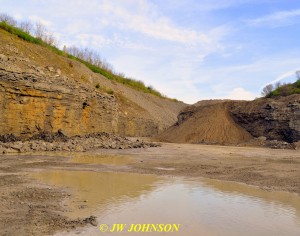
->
[0,68,162,137]
[0,68,118,136]
[230,95,300,143]
[0,29,185,138]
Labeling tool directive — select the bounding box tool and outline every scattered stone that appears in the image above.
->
[292,141,300,150]
[257,136,267,141]
[0,134,20,143]
[0,132,161,153]
[83,216,97,226]
[0,54,8,62]
[264,140,293,149]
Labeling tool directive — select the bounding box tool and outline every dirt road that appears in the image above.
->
[0,143,299,235]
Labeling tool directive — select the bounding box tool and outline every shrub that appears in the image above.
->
[263,76,300,98]
[261,84,273,97]
[295,79,300,88]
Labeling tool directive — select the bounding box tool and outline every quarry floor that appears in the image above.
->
[0,142,299,235]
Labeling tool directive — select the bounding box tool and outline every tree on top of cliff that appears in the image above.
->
[262,72,300,98]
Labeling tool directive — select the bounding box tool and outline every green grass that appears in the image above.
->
[0,21,167,98]
[267,79,300,97]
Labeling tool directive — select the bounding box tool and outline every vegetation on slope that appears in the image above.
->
[0,13,166,98]
[261,72,300,98]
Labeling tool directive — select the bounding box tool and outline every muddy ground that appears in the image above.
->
[0,142,299,235]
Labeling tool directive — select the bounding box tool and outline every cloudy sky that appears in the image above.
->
[1,0,300,103]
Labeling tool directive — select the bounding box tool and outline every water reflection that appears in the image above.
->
[31,171,300,236]
[31,171,160,218]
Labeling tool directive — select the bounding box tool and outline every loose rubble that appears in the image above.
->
[0,132,160,154]
[242,136,299,149]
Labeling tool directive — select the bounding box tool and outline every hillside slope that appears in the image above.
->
[0,29,186,137]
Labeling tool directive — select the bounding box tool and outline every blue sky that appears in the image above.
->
[1,0,300,103]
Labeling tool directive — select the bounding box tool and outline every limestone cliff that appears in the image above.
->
[0,29,185,137]
[0,68,119,136]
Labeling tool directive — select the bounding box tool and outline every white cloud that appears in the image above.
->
[225,87,257,100]
[74,34,113,48]
[12,13,23,20]
[28,15,52,27]
[162,0,257,12]
[91,0,228,50]
[248,9,300,27]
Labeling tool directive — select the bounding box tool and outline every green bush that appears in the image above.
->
[295,79,300,88]
[265,78,300,98]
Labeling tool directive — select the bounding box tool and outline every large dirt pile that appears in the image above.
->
[0,29,185,137]
[158,101,253,144]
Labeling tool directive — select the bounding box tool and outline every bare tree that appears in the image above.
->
[275,81,281,89]
[0,13,16,26]
[296,71,300,80]
[83,48,94,64]
[63,45,67,53]
[65,45,115,73]
[261,84,274,96]
[43,32,58,46]
[19,20,33,33]
[34,22,46,39]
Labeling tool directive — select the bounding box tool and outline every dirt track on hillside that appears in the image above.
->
[0,143,299,235]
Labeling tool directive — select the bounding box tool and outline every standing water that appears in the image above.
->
[30,169,300,236]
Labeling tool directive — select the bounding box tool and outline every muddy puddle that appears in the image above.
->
[30,169,300,236]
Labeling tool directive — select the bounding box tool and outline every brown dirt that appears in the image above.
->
[158,102,253,144]
[0,142,299,235]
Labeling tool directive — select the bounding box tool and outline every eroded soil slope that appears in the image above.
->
[158,101,252,144]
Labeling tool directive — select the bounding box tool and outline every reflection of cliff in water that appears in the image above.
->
[31,171,160,219]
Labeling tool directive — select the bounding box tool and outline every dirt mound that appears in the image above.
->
[158,101,253,145]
